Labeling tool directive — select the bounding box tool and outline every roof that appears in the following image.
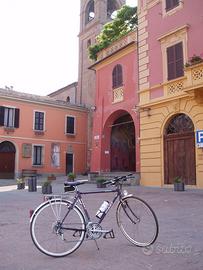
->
[48,82,78,97]
[0,88,87,112]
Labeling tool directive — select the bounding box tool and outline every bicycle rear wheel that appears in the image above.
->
[30,199,86,257]
[116,196,158,247]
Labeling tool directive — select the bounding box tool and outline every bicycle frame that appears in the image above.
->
[61,185,124,226]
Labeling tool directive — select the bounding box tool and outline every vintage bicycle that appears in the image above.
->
[30,174,159,257]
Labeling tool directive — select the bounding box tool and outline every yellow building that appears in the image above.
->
[137,0,203,188]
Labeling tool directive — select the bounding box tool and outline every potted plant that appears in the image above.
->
[67,172,76,182]
[185,55,203,67]
[96,177,106,188]
[42,179,52,194]
[16,178,25,190]
[174,176,185,191]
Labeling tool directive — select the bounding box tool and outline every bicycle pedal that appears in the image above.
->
[103,229,115,239]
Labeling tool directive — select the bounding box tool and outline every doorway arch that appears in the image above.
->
[164,113,196,185]
[110,113,135,171]
[0,141,16,179]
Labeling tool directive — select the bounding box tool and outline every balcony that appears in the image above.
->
[97,31,137,62]
[184,62,203,92]
[112,87,124,103]
[139,62,203,107]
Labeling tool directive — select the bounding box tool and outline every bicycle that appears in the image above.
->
[30,174,159,257]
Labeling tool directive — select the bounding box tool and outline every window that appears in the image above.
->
[66,116,75,135]
[87,39,91,48]
[165,0,179,12]
[112,64,123,88]
[0,106,20,128]
[107,0,119,18]
[34,111,44,131]
[85,0,95,24]
[167,42,184,80]
[33,145,43,166]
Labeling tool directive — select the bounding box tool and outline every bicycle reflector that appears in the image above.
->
[64,183,75,192]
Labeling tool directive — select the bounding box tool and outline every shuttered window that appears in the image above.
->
[112,64,123,88]
[167,42,184,80]
[66,116,75,135]
[0,106,20,128]
[34,111,44,131]
[165,0,179,11]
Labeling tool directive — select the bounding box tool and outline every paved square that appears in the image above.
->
[0,180,203,270]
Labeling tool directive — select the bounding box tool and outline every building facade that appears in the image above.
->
[138,0,203,187]
[0,89,88,179]
[90,31,140,174]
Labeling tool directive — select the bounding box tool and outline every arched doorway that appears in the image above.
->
[111,114,135,171]
[164,114,196,185]
[0,141,16,179]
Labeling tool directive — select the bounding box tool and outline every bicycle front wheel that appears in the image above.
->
[30,199,86,257]
[116,196,158,247]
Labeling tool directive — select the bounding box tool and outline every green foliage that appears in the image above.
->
[42,179,52,187]
[16,178,25,184]
[185,55,203,67]
[174,176,182,183]
[96,177,106,184]
[89,5,137,61]
[67,172,76,180]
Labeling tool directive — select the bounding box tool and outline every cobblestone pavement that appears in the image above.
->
[0,178,203,270]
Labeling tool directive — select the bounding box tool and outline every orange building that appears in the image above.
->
[0,88,88,179]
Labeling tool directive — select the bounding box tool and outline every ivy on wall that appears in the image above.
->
[88,5,137,61]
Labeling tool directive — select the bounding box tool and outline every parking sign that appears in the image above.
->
[196,130,203,147]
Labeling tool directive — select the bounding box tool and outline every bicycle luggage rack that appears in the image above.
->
[43,193,75,202]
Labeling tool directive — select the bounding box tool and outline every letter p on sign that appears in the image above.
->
[196,130,203,147]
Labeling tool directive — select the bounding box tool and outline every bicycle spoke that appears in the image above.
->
[30,200,85,257]
[116,196,158,247]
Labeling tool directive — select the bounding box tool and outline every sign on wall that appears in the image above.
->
[196,130,203,147]
[22,143,32,158]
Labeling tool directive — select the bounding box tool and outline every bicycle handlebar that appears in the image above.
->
[103,173,133,186]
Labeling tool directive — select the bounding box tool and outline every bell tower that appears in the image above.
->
[77,0,125,171]
[77,0,125,107]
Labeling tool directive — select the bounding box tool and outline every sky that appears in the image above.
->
[0,0,137,96]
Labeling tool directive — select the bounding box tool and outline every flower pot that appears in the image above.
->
[42,185,52,194]
[174,182,185,191]
[17,183,25,190]
[96,182,106,188]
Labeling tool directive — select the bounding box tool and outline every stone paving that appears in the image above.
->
[0,177,203,270]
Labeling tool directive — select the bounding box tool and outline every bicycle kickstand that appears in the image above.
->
[94,239,100,251]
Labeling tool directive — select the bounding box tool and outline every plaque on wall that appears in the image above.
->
[22,143,32,158]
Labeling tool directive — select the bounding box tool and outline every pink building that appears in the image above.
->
[90,31,140,174]
[0,88,88,179]
[138,0,203,187]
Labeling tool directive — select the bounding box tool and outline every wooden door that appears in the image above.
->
[164,114,196,185]
[0,152,15,179]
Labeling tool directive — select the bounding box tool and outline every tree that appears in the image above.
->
[89,5,137,61]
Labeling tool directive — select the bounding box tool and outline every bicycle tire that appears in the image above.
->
[116,195,158,247]
[30,199,86,257]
